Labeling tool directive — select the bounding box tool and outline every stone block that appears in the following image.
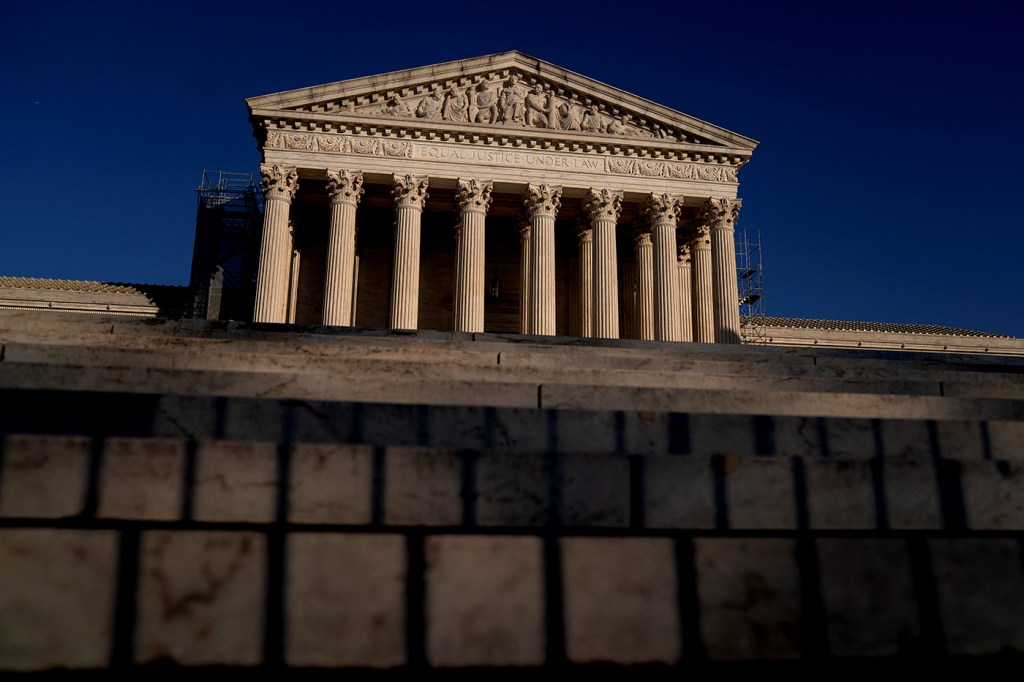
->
[816,539,919,655]
[690,414,756,456]
[774,416,824,457]
[930,539,1024,654]
[643,456,715,529]
[289,443,373,524]
[152,395,218,440]
[290,400,359,444]
[555,409,616,454]
[562,453,629,527]
[0,435,90,518]
[220,398,286,442]
[475,451,548,526]
[361,403,421,447]
[988,421,1024,460]
[823,418,875,459]
[490,408,548,452]
[805,459,876,529]
[428,405,486,450]
[426,535,544,666]
[961,460,1024,530]
[622,410,667,456]
[384,447,461,525]
[136,531,265,665]
[721,456,796,529]
[0,529,118,670]
[935,420,984,460]
[879,419,931,458]
[694,537,801,660]
[884,457,942,529]
[286,533,406,667]
[98,437,184,520]
[193,440,278,523]
[562,536,679,664]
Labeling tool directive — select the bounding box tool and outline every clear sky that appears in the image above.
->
[2,1,1022,336]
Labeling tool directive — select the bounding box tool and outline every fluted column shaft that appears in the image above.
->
[619,261,637,339]
[634,231,654,341]
[525,184,561,336]
[691,225,715,343]
[389,174,429,330]
[585,189,622,339]
[643,194,683,341]
[575,227,593,337]
[707,198,743,344]
[518,221,530,334]
[254,165,298,324]
[322,169,363,326]
[678,244,693,342]
[453,179,493,333]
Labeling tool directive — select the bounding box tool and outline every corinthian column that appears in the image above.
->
[390,174,429,330]
[678,242,693,342]
[642,193,683,341]
[633,228,654,341]
[518,216,531,334]
[706,197,743,344]
[322,169,363,326]
[690,223,715,343]
[574,224,593,337]
[254,164,298,323]
[524,184,561,335]
[453,178,492,333]
[584,188,623,339]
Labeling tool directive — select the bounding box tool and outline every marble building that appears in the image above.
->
[246,51,756,343]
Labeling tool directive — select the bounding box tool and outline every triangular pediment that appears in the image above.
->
[247,51,757,155]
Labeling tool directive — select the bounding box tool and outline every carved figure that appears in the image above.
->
[442,85,469,123]
[581,107,607,134]
[474,83,497,124]
[498,76,525,125]
[556,99,584,131]
[525,85,549,128]
[383,95,412,117]
[415,87,443,120]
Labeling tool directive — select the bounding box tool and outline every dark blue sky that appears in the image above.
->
[2,1,1022,336]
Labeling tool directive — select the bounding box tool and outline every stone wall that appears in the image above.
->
[1,311,1022,672]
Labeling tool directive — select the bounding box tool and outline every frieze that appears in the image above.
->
[263,132,737,183]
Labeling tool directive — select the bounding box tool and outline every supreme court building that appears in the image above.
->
[246,51,757,343]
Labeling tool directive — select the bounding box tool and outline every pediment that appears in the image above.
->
[247,51,757,155]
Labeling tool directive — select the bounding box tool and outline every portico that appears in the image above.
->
[246,51,756,343]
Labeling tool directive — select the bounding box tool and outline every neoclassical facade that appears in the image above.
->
[246,52,758,342]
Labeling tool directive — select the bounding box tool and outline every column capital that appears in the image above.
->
[689,223,711,249]
[260,164,299,200]
[392,174,429,210]
[455,178,493,214]
[583,188,623,222]
[326,169,364,206]
[702,197,742,229]
[632,225,653,247]
[677,242,692,265]
[641,192,683,226]
[524,183,562,219]
[575,223,593,244]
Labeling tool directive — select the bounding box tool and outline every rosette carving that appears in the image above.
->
[583,189,623,223]
[455,178,493,214]
[260,164,299,200]
[326,169,364,206]
[392,174,429,210]
[523,184,562,219]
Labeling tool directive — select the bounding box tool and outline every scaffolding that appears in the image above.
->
[188,170,264,320]
[735,228,768,343]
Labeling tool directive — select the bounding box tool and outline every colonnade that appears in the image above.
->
[254,163,742,343]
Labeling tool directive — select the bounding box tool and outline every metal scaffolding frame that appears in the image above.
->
[736,227,768,343]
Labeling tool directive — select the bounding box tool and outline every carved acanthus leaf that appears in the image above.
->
[641,193,683,226]
[325,169,364,206]
[455,178,493,214]
[702,197,742,229]
[523,184,562,219]
[260,164,299,200]
[583,189,623,223]
[392,174,429,209]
